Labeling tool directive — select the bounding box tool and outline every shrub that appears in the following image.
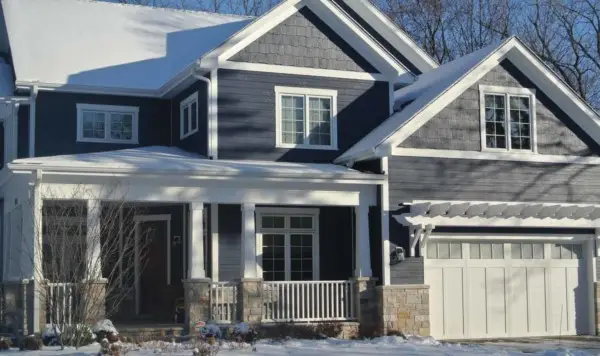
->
[21,335,42,351]
[314,322,343,339]
[0,336,11,351]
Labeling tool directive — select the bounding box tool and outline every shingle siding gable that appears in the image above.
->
[229,7,378,73]
[399,60,597,156]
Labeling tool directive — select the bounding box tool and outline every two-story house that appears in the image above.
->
[0,0,599,341]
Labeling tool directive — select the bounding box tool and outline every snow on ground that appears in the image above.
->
[6,336,600,356]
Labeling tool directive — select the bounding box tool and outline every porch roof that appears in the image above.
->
[8,146,383,183]
[394,200,600,228]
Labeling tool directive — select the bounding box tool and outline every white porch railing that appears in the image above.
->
[262,280,355,322]
[210,282,238,323]
[46,283,76,325]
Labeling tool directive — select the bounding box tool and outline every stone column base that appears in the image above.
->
[183,278,211,330]
[353,277,379,332]
[377,284,430,336]
[239,278,263,324]
[82,279,107,325]
[2,280,30,335]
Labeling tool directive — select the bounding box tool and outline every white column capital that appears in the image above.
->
[241,203,256,211]
[190,202,205,211]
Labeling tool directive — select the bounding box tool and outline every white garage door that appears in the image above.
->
[425,239,592,340]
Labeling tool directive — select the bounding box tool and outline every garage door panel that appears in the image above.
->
[486,267,507,336]
[527,267,548,334]
[468,268,487,337]
[550,267,568,334]
[443,267,465,339]
[509,267,529,336]
[427,267,444,338]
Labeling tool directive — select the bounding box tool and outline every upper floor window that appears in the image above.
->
[180,92,198,139]
[275,86,338,150]
[479,85,537,153]
[76,104,138,144]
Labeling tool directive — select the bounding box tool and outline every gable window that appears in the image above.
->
[479,85,537,153]
[180,92,198,139]
[275,86,337,150]
[76,104,138,144]
[257,208,319,281]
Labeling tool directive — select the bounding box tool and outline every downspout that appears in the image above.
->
[191,69,213,159]
[29,86,38,158]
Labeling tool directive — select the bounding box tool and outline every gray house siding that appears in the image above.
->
[390,257,424,285]
[216,205,355,281]
[218,69,390,162]
[331,0,422,75]
[230,7,377,73]
[399,60,597,156]
[171,78,209,157]
[389,156,600,204]
[34,91,170,157]
[17,104,28,158]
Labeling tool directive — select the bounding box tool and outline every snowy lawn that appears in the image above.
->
[5,336,600,356]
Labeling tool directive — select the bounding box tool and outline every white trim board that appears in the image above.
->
[392,147,600,165]
[336,37,600,163]
[218,61,389,81]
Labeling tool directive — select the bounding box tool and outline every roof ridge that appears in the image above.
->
[54,0,254,20]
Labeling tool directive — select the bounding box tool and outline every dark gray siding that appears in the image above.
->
[391,257,424,285]
[218,69,390,162]
[389,156,600,204]
[331,0,422,74]
[34,91,170,157]
[230,7,377,73]
[17,105,28,158]
[218,204,242,281]
[400,60,597,156]
[171,78,209,157]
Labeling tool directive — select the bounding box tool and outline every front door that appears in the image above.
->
[137,219,173,321]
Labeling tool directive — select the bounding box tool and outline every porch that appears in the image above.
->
[1,147,386,332]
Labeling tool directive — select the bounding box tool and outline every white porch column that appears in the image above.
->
[86,199,102,280]
[355,200,372,278]
[188,202,206,279]
[241,203,257,279]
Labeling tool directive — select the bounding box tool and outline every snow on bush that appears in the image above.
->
[201,324,222,338]
[233,323,249,335]
[42,324,61,338]
[92,319,118,334]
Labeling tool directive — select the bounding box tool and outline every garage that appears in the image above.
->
[424,238,594,340]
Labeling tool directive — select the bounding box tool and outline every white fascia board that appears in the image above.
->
[428,233,592,241]
[15,81,161,98]
[343,0,438,72]
[6,164,384,185]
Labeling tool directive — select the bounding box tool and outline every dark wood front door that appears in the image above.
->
[138,219,174,321]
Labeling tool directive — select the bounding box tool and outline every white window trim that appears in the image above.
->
[479,85,538,154]
[76,103,139,144]
[180,92,199,140]
[255,207,320,281]
[275,86,338,151]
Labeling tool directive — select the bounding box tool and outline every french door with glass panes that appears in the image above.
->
[256,208,319,281]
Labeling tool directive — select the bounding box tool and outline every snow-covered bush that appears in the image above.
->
[0,336,11,350]
[92,319,118,343]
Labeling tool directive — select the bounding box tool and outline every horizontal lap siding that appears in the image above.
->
[218,69,389,162]
[171,78,209,157]
[35,91,170,157]
[391,257,424,285]
[218,204,242,282]
[389,156,600,204]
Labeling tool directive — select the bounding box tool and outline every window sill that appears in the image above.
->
[180,128,199,140]
[276,143,338,151]
[77,138,138,145]
[481,148,537,155]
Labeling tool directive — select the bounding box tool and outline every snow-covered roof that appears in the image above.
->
[9,146,383,181]
[336,41,502,163]
[1,0,252,91]
[0,58,14,96]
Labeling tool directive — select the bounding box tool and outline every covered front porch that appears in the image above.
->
[1,147,385,332]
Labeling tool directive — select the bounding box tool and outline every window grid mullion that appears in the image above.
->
[505,93,511,151]
[102,112,109,140]
[285,233,291,281]
[304,95,310,145]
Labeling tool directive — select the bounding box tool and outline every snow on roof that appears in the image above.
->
[1,0,252,91]
[336,40,506,163]
[0,58,14,96]
[9,146,382,181]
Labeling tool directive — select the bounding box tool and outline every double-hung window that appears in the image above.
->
[479,85,536,152]
[180,92,199,139]
[275,86,337,150]
[77,104,139,144]
[257,208,319,281]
